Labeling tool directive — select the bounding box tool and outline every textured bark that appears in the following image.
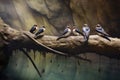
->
[0,25,120,59]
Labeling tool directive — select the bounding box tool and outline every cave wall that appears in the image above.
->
[0,0,120,80]
[0,0,120,36]
[70,0,120,37]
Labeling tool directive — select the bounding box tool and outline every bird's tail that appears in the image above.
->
[56,36,68,40]
[35,32,39,36]
[84,36,89,42]
[34,35,44,39]
[29,30,33,33]
[56,36,64,40]
[101,36,111,41]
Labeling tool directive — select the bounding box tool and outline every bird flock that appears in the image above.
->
[29,24,111,42]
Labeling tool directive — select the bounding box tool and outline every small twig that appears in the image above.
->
[19,48,42,78]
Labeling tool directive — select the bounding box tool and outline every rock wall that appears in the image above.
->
[0,0,120,36]
[0,0,120,80]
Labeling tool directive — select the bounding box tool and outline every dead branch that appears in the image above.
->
[0,25,120,59]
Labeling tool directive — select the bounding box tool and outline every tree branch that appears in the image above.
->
[0,25,120,59]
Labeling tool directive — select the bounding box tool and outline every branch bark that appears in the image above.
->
[0,25,120,59]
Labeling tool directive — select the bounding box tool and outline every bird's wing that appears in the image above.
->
[35,28,44,35]
[96,28,109,36]
[101,29,109,36]
[30,26,35,32]
[62,28,68,35]
[38,28,44,33]
[75,29,83,35]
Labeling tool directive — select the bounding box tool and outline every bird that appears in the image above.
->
[95,24,111,41]
[29,24,38,34]
[35,26,45,36]
[72,25,83,36]
[82,24,90,42]
[57,25,72,40]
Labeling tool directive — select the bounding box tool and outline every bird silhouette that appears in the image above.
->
[57,25,72,40]
[35,26,45,36]
[95,24,111,41]
[72,25,83,36]
[82,24,90,42]
[29,24,38,34]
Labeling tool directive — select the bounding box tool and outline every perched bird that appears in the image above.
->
[35,26,45,36]
[57,25,72,40]
[82,24,90,42]
[72,25,83,36]
[29,25,38,34]
[95,24,111,41]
